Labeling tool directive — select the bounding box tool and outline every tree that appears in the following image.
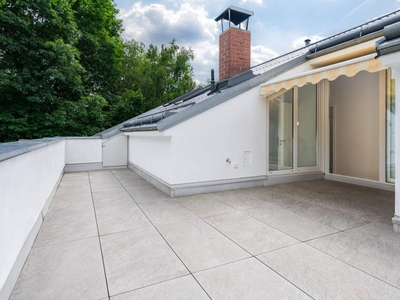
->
[120,39,196,114]
[0,0,86,141]
[72,0,124,98]
[0,1,197,141]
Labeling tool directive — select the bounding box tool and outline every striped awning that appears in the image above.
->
[260,54,387,96]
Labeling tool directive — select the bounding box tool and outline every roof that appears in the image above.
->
[99,9,400,137]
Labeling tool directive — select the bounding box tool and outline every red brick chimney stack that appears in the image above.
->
[219,28,251,81]
[215,6,254,81]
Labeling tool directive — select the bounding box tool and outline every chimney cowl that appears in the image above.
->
[304,39,311,46]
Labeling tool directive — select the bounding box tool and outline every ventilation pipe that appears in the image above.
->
[210,69,215,92]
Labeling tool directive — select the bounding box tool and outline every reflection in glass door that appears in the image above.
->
[298,84,317,167]
[269,90,293,171]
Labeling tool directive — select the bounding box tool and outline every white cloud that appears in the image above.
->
[119,2,220,83]
[292,35,326,49]
[242,0,263,4]
[251,45,278,66]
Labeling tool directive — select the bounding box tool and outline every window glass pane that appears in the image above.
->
[269,90,293,171]
[298,84,317,167]
[386,69,395,183]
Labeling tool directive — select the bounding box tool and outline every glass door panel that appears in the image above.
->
[386,69,395,183]
[298,85,317,167]
[269,90,293,171]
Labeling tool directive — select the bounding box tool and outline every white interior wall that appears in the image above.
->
[329,71,380,180]
[0,140,65,296]
[165,88,267,184]
[65,138,102,164]
[128,132,173,183]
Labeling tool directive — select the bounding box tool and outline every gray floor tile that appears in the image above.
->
[96,203,153,235]
[209,192,268,210]
[90,180,124,192]
[118,178,152,188]
[92,190,135,208]
[113,172,142,182]
[284,200,370,230]
[126,186,169,202]
[11,238,107,300]
[244,205,338,241]
[34,209,98,247]
[251,192,300,209]
[56,183,91,196]
[204,211,298,255]
[308,222,400,289]
[48,192,94,214]
[101,228,188,296]
[110,275,209,300]
[258,243,400,299]
[176,194,236,218]
[194,257,311,299]
[62,172,89,181]
[157,218,250,272]
[139,200,198,225]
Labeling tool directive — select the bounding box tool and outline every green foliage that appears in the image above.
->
[121,39,196,112]
[72,0,124,96]
[0,1,196,142]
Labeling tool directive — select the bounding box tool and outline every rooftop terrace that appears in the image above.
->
[9,169,400,299]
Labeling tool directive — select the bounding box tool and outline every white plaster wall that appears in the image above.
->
[128,132,173,183]
[165,87,267,184]
[330,71,380,180]
[0,140,65,293]
[65,138,102,164]
[102,135,128,167]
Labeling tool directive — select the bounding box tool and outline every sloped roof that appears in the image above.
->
[97,9,400,138]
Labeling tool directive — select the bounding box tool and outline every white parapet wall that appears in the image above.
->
[0,139,65,299]
[65,137,103,172]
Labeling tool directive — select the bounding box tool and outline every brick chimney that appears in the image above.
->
[215,6,254,81]
[219,28,251,81]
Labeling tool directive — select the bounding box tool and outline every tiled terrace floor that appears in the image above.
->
[11,169,400,299]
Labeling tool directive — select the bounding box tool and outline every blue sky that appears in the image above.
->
[114,0,400,83]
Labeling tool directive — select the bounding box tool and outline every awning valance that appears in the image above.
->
[260,54,387,96]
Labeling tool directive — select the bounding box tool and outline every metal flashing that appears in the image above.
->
[157,54,307,132]
[122,124,158,132]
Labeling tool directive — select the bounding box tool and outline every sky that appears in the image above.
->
[114,0,400,84]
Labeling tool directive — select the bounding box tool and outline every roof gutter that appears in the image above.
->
[376,21,400,57]
[307,10,400,59]
[306,31,383,59]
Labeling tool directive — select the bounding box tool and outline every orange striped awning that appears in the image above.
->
[260,54,387,96]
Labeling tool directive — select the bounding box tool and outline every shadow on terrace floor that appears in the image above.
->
[10,169,400,299]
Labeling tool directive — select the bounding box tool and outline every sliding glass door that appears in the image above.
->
[268,85,318,173]
[268,90,293,171]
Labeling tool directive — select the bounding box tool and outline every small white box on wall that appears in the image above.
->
[244,151,252,167]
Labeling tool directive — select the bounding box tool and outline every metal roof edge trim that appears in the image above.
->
[157,55,307,132]
[0,137,65,162]
[122,124,158,132]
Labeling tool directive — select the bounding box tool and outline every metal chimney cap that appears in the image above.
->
[304,39,311,46]
[215,6,254,25]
